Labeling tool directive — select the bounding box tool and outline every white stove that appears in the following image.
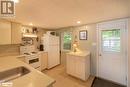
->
[20,45,41,71]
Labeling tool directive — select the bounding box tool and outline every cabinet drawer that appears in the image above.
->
[40,52,48,70]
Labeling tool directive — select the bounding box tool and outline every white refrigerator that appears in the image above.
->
[43,34,60,69]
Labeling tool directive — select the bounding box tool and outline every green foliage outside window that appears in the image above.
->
[63,32,72,50]
[102,29,121,52]
[102,29,120,39]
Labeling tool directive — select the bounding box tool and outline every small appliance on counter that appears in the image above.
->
[39,44,44,51]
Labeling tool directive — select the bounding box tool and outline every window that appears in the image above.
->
[102,29,121,52]
[63,32,72,50]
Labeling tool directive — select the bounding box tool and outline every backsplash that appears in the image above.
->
[0,44,20,57]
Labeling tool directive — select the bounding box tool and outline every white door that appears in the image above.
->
[97,19,127,85]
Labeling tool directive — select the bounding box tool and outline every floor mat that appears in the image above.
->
[92,78,126,87]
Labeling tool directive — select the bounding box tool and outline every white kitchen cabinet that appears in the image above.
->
[66,55,75,75]
[66,51,90,81]
[0,20,22,45]
[11,22,22,44]
[39,52,48,70]
[0,20,11,45]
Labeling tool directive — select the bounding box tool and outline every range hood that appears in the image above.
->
[23,33,37,38]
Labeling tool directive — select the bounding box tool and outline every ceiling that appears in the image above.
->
[9,0,129,29]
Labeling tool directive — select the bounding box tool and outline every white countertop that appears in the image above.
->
[67,51,90,57]
[16,51,48,58]
[0,56,55,87]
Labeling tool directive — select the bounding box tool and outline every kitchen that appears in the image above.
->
[0,0,130,87]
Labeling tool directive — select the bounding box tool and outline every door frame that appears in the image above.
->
[96,18,128,86]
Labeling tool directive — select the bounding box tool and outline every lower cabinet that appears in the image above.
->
[66,53,90,81]
[40,52,48,70]
[66,55,75,75]
[75,57,86,79]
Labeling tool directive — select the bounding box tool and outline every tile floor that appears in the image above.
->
[43,65,95,87]
[92,78,126,87]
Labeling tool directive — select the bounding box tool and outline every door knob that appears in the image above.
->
[99,54,102,56]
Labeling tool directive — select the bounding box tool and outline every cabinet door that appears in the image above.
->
[75,57,86,80]
[11,22,22,44]
[66,55,75,75]
[41,52,48,70]
[0,20,11,45]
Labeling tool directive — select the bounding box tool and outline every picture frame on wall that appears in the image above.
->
[79,30,88,40]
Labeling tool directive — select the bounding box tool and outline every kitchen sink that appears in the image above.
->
[0,66,30,82]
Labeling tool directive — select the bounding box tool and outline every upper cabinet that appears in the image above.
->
[11,22,22,44]
[0,20,11,45]
[0,20,22,45]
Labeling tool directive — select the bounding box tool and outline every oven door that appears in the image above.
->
[25,56,41,70]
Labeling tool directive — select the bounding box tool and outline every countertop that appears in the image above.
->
[16,51,48,58]
[0,56,55,87]
[67,51,90,57]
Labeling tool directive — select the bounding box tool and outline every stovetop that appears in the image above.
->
[24,52,38,55]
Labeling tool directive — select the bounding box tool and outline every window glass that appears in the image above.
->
[102,29,121,52]
[63,32,72,50]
